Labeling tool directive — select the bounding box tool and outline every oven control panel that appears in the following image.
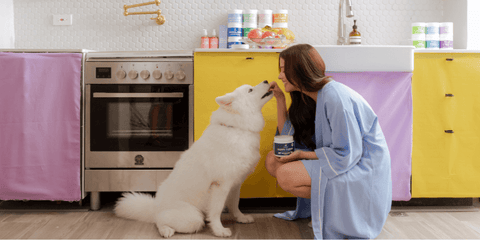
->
[85,61,193,84]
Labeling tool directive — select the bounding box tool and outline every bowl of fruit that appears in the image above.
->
[245,26,295,49]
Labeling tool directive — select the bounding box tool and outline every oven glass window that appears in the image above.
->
[90,85,190,151]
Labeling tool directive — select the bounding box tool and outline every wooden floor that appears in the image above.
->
[1,199,480,239]
[0,210,313,239]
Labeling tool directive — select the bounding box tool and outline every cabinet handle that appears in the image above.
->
[246,57,254,60]
[446,58,454,61]
[445,93,454,97]
[445,130,454,133]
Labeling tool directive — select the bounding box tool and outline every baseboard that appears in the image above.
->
[392,198,475,207]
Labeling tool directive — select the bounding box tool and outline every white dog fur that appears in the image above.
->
[114,81,274,238]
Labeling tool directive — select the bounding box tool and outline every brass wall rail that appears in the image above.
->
[123,0,165,25]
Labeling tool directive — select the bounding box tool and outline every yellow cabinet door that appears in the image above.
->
[412,53,480,197]
[194,52,294,198]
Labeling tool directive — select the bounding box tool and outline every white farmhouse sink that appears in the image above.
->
[312,45,415,72]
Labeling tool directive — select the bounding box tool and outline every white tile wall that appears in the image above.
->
[13,0,444,51]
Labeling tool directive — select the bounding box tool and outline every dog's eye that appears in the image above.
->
[248,89,253,93]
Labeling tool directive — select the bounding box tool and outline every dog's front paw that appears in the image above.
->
[212,227,232,237]
[236,214,255,224]
[158,225,175,238]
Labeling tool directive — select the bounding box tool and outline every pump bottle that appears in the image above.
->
[201,29,209,48]
[349,20,361,45]
[209,29,219,49]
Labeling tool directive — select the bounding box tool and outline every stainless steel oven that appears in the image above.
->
[84,51,193,210]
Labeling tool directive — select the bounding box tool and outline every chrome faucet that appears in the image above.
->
[337,0,354,45]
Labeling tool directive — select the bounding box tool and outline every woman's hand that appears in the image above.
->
[269,81,285,100]
[276,150,318,164]
[278,150,304,163]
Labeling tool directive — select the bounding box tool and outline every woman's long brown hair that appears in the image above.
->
[279,44,331,150]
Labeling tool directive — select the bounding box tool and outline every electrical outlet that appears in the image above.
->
[53,14,72,25]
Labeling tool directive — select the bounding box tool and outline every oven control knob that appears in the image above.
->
[165,70,174,80]
[116,70,126,79]
[175,71,186,81]
[140,70,150,80]
[128,70,138,80]
[152,70,162,80]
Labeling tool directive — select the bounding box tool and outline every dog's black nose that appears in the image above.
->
[263,80,268,84]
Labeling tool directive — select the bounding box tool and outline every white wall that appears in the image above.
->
[443,0,480,50]
[467,0,480,49]
[12,0,446,51]
[443,0,468,49]
[1,0,15,48]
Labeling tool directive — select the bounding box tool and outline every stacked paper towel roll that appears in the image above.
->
[412,22,426,49]
[425,22,439,49]
[439,22,453,49]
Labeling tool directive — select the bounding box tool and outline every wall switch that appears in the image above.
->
[53,14,72,25]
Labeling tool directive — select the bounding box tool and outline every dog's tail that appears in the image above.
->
[114,192,158,223]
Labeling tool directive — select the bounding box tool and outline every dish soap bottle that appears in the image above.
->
[349,20,361,45]
[201,29,209,49]
[209,29,219,49]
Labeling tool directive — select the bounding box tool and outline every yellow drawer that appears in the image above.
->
[412,53,480,197]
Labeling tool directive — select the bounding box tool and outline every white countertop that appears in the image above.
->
[313,45,415,72]
[0,49,93,53]
[194,48,282,53]
[415,49,480,53]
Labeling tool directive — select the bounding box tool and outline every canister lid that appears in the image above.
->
[228,9,243,14]
[231,44,249,50]
[258,9,273,14]
[274,135,294,143]
[244,9,258,14]
[274,9,288,14]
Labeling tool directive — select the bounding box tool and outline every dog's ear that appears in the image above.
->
[215,95,234,107]
[215,95,239,114]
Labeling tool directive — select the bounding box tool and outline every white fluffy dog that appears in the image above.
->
[114,81,274,238]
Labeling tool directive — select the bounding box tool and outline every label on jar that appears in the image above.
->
[228,27,243,37]
[412,26,425,34]
[259,14,272,25]
[228,13,242,24]
[227,41,242,48]
[440,40,453,49]
[243,28,254,37]
[243,13,257,24]
[274,135,295,157]
[349,36,361,44]
[413,40,426,48]
[426,40,439,49]
[273,13,288,23]
[426,26,439,35]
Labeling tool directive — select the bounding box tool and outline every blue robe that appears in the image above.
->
[274,80,392,239]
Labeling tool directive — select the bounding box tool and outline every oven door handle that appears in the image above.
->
[93,92,184,98]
